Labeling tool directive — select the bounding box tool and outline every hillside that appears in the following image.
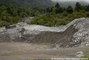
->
[0,0,54,27]
[0,0,53,8]
[0,0,89,8]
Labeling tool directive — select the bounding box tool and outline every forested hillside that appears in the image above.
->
[1,0,89,27]
[31,2,89,26]
[0,0,53,8]
[0,3,32,27]
[0,0,53,27]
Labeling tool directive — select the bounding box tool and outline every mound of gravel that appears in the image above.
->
[0,18,89,47]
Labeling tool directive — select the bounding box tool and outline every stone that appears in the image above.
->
[76,51,84,57]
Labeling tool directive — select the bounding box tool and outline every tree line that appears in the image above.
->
[30,2,89,26]
[0,3,45,27]
[1,2,89,27]
[46,2,89,14]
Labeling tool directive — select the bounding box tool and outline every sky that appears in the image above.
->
[51,0,89,3]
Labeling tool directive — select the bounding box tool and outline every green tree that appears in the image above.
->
[56,7,64,13]
[46,7,51,13]
[66,6,73,13]
[55,3,60,8]
[75,2,82,11]
[85,5,89,11]
[54,3,64,13]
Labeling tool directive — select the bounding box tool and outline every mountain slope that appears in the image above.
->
[0,0,53,8]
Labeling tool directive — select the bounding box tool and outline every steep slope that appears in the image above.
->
[0,0,53,8]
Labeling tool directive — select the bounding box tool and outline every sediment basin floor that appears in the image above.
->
[0,42,89,60]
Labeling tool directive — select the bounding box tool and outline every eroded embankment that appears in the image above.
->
[0,18,89,47]
[31,25,78,47]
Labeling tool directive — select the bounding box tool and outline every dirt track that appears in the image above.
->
[0,42,89,60]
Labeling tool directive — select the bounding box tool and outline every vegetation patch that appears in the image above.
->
[31,2,89,26]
